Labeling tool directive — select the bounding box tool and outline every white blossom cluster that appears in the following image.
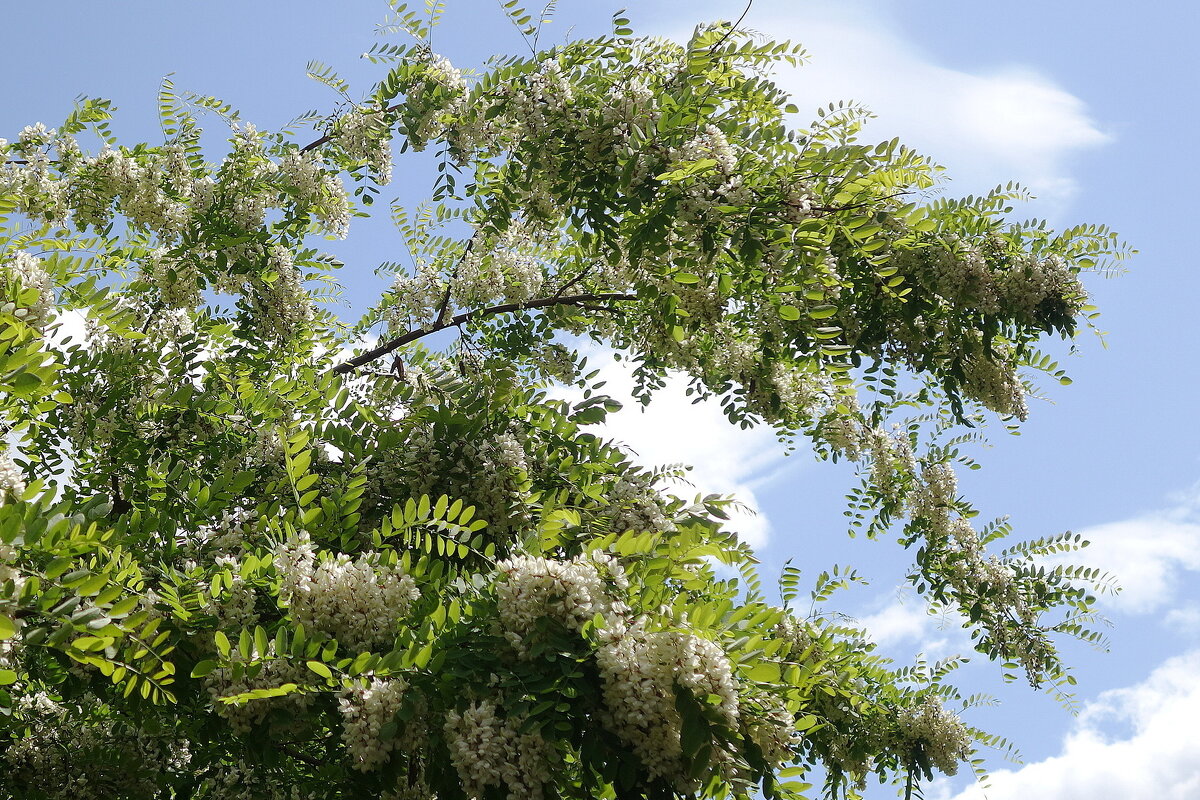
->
[603,474,675,535]
[747,697,802,769]
[996,252,1082,316]
[402,53,470,147]
[184,505,255,554]
[0,538,21,671]
[383,426,533,537]
[907,462,957,526]
[339,677,407,771]
[143,246,202,308]
[254,245,315,341]
[896,695,972,776]
[866,426,917,504]
[443,699,555,800]
[389,221,548,331]
[670,125,750,225]
[206,649,312,734]
[496,551,630,656]
[922,235,1086,321]
[0,450,26,501]
[274,533,419,651]
[1,119,353,244]
[962,350,1028,420]
[596,619,740,789]
[204,554,259,631]
[2,250,55,328]
[904,462,1051,680]
[333,108,394,184]
[201,759,318,800]
[503,60,575,138]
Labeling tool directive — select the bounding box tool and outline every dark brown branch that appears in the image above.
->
[332,291,636,375]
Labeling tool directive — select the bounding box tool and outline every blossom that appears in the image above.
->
[274,533,419,652]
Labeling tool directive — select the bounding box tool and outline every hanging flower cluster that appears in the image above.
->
[496,551,629,655]
[339,677,407,771]
[896,695,973,776]
[443,699,556,800]
[274,533,419,651]
[1,251,54,329]
[597,619,741,790]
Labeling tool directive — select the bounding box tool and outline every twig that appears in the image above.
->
[332,291,636,375]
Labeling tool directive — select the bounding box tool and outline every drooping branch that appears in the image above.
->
[331,291,637,375]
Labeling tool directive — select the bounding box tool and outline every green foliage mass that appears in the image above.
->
[0,4,1126,799]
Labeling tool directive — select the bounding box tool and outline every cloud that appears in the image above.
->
[1063,496,1200,614]
[741,1,1109,209]
[557,346,794,547]
[939,649,1200,800]
[1163,604,1200,637]
[853,588,970,662]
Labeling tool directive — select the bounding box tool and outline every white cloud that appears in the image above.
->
[854,589,969,661]
[1063,499,1200,614]
[1163,604,1200,637]
[741,1,1109,209]
[557,346,793,547]
[940,649,1200,800]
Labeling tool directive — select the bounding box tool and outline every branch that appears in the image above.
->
[332,291,636,375]
[299,102,404,154]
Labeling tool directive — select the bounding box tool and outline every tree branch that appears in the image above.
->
[332,291,636,375]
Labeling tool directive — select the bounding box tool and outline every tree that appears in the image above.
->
[0,4,1127,799]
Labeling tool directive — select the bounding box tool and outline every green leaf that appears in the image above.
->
[0,615,15,640]
[191,660,218,678]
[306,660,333,679]
[778,305,801,321]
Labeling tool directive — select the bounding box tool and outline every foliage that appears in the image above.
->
[0,4,1126,799]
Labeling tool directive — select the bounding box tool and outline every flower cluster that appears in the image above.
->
[0,450,26,501]
[333,108,394,184]
[204,554,260,631]
[922,234,1087,321]
[496,551,629,656]
[201,759,318,800]
[896,695,972,776]
[603,474,676,535]
[443,699,555,800]
[2,250,54,328]
[747,697,802,769]
[339,677,407,771]
[382,426,533,539]
[596,619,740,789]
[206,649,312,734]
[669,124,750,225]
[274,533,419,651]
[961,349,1028,420]
[253,245,315,341]
[1,119,353,244]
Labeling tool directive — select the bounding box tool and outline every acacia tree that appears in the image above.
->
[0,4,1126,799]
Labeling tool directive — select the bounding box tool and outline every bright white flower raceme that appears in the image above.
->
[596,618,740,790]
[339,677,407,771]
[274,533,419,652]
[896,694,972,776]
[443,699,555,800]
[2,250,54,328]
[496,551,629,656]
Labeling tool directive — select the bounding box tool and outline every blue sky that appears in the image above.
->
[4,1,1198,796]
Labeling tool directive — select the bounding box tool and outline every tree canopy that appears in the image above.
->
[0,4,1128,799]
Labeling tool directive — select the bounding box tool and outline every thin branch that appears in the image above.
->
[299,102,404,154]
[332,291,636,375]
[709,0,755,54]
